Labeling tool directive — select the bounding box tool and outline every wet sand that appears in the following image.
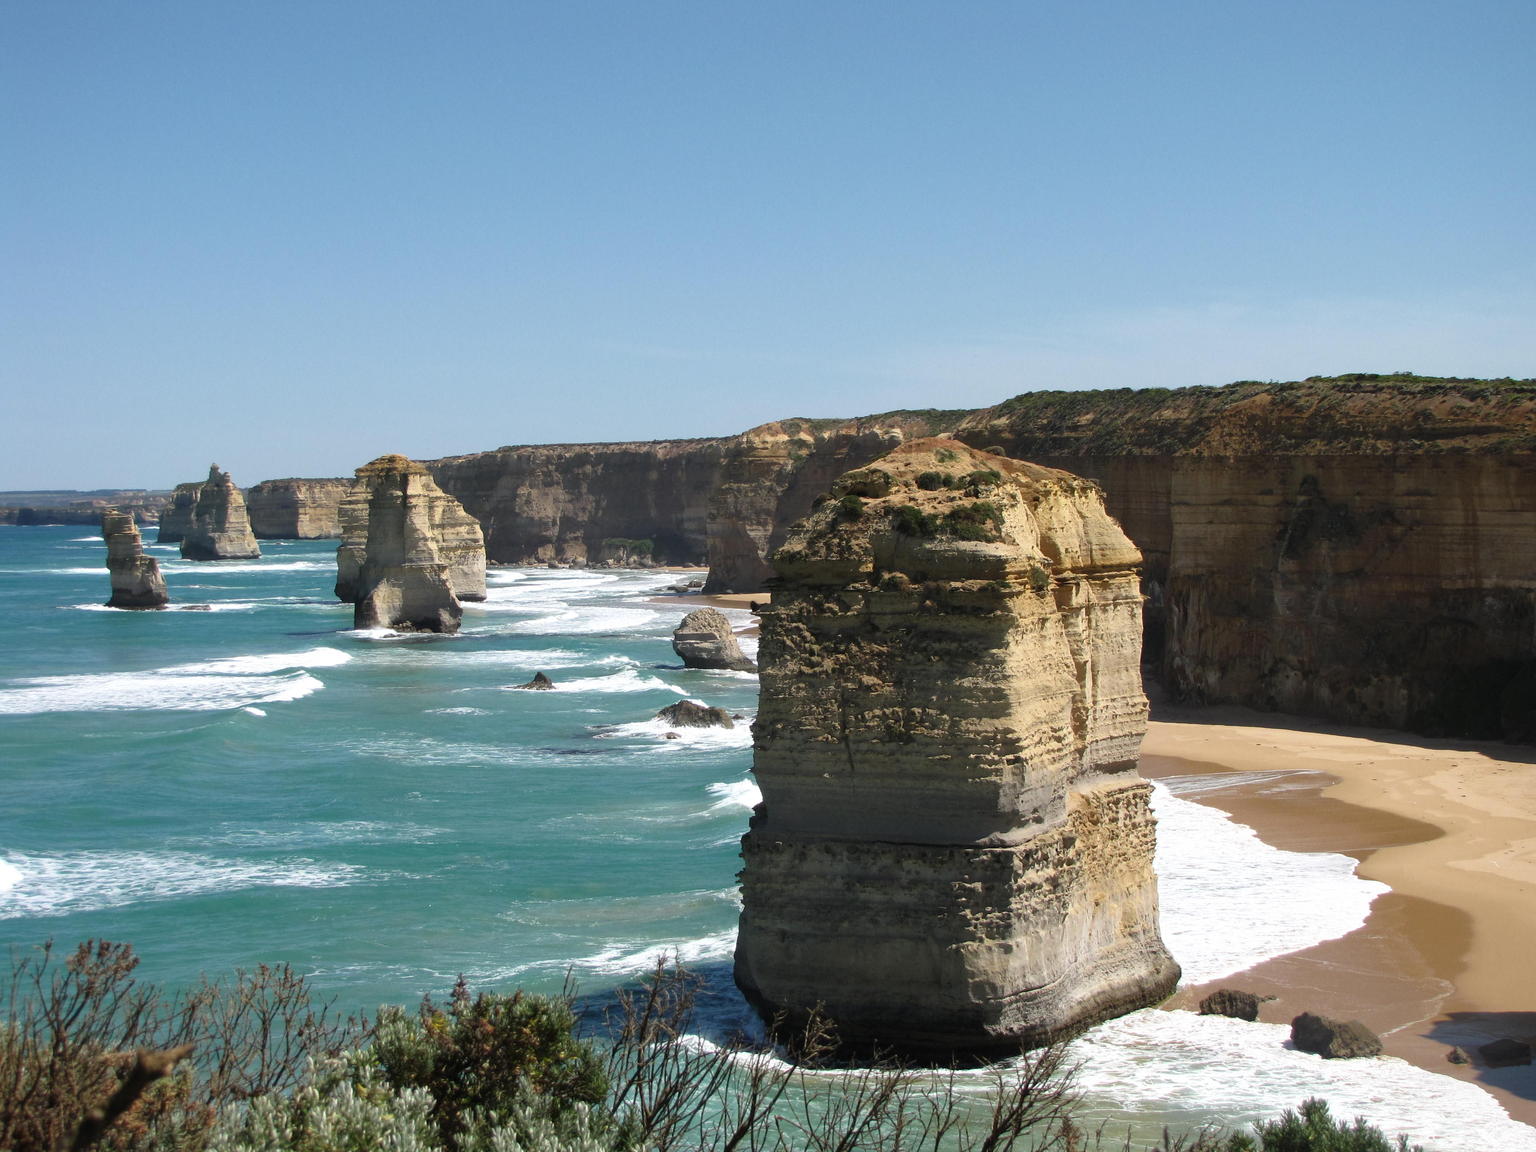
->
[1143,704,1536,1126]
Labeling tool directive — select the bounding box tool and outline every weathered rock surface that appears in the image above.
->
[514,672,556,690]
[1198,989,1263,1021]
[1290,1012,1383,1059]
[734,439,1179,1054]
[246,478,350,539]
[671,608,756,672]
[336,457,485,607]
[178,465,261,560]
[101,510,168,609]
[341,455,472,633]
[655,700,735,728]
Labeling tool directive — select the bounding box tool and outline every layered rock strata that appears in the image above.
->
[671,607,756,671]
[339,455,484,632]
[734,439,1179,1054]
[246,478,350,539]
[155,481,201,543]
[178,465,261,560]
[101,511,169,609]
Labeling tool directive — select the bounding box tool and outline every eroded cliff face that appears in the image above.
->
[734,439,1178,1053]
[156,482,201,544]
[337,455,486,629]
[246,478,350,539]
[951,377,1536,739]
[179,465,261,561]
[341,455,478,633]
[101,510,168,609]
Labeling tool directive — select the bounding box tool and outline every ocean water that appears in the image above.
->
[1,525,1528,1150]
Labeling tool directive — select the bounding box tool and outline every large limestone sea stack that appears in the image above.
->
[101,510,168,609]
[170,465,261,560]
[734,439,1179,1054]
[337,455,486,633]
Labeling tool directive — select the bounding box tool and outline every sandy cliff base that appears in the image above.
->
[1142,703,1536,1126]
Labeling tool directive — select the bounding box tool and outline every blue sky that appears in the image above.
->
[3,1,1531,489]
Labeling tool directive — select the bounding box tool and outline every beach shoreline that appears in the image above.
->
[1142,702,1536,1127]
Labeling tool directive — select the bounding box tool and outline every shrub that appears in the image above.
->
[1224,1098,1424,1151]
[942,501,1004,542]
[891,505,938,537]
[915,471,952,491]
[835,494,865,520]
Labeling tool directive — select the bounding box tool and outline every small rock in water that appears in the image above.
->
[1198,988,1262,1021]
[664,731,681,740]
[1290,1012,1383,1059]
[1480,1038,1532,1067]
[1447,1046,1471,1065]
[655,700,734,729]
[671,608,756,672]
[513,672,556,691]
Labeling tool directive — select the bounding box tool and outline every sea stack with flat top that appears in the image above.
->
[341,455,482,633]
[336,457,485,607]
[733,438,1179,1054]
[101,510,169,609]
[178,465,261,560]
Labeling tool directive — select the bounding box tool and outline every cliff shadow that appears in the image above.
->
[1426,1012,1536,1105]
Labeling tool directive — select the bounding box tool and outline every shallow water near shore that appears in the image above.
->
[2,525,1530,1149]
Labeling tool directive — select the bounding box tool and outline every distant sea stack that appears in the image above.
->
[734,439,1179,1054]
[181,465,260,560]
[246,478,350,539]
[101,510,168,609]
[155,481,200,543]
[339,455,486,632]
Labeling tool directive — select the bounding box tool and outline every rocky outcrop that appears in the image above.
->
[336,457,485,606]
[1198,989,1263,1021]
[734,439,1179,1054]
[101,511,168,609]
[671,608,756,672]
[1290,1012,1382,1059]
[246,478,350,539]
[514,672,556,690]
[656,700,735,729]
[178,465,261,560]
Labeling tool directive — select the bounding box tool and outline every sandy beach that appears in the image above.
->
[1142,703,1536,1126]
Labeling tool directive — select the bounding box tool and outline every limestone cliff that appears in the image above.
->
[951,376,1536,739]
[178,465,261,561]
[246,478,350,539]
[101,510,168,609]
[338,455,485,631]
[155,481,201,544]
[734,439,1178,1054]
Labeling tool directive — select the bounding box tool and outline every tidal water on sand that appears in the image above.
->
[2,525,1528,1150]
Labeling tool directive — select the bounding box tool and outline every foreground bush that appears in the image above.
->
[2,941,1430,1152]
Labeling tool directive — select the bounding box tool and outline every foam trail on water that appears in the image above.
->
[596,716,753,749]
[532,669,684,694]
[0,670,325,715]
[0,850,363,919]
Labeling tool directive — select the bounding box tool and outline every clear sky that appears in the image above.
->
[3,1,1532,489]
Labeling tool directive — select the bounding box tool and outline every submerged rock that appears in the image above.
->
[102,510,168,609]
[733,438,1179,1055]
[514,672,556,691]
[1290,1012,1383,1059]
[342,455,472,633]
[671,607,756,672]
[179,465,261,560]
[655,700,735,729]
[336,457,485,605]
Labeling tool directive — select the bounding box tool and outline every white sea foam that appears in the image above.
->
[426,706,490,716]
[242,707,266,717]
[160,560,333,573]
[706,779,761,811]
[0,647,347,715]
[1070,1011,1536,1152]
[595,715,754,749]
[0,857,20,894]
[535,669,684,694]
[1151,782,1387,985]
[563,929,739,978]
[184,821,447,849]
[510,607,662,635]
[0,850,363,919]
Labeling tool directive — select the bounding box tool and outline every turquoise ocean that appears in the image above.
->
[1,525,1529,1150]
